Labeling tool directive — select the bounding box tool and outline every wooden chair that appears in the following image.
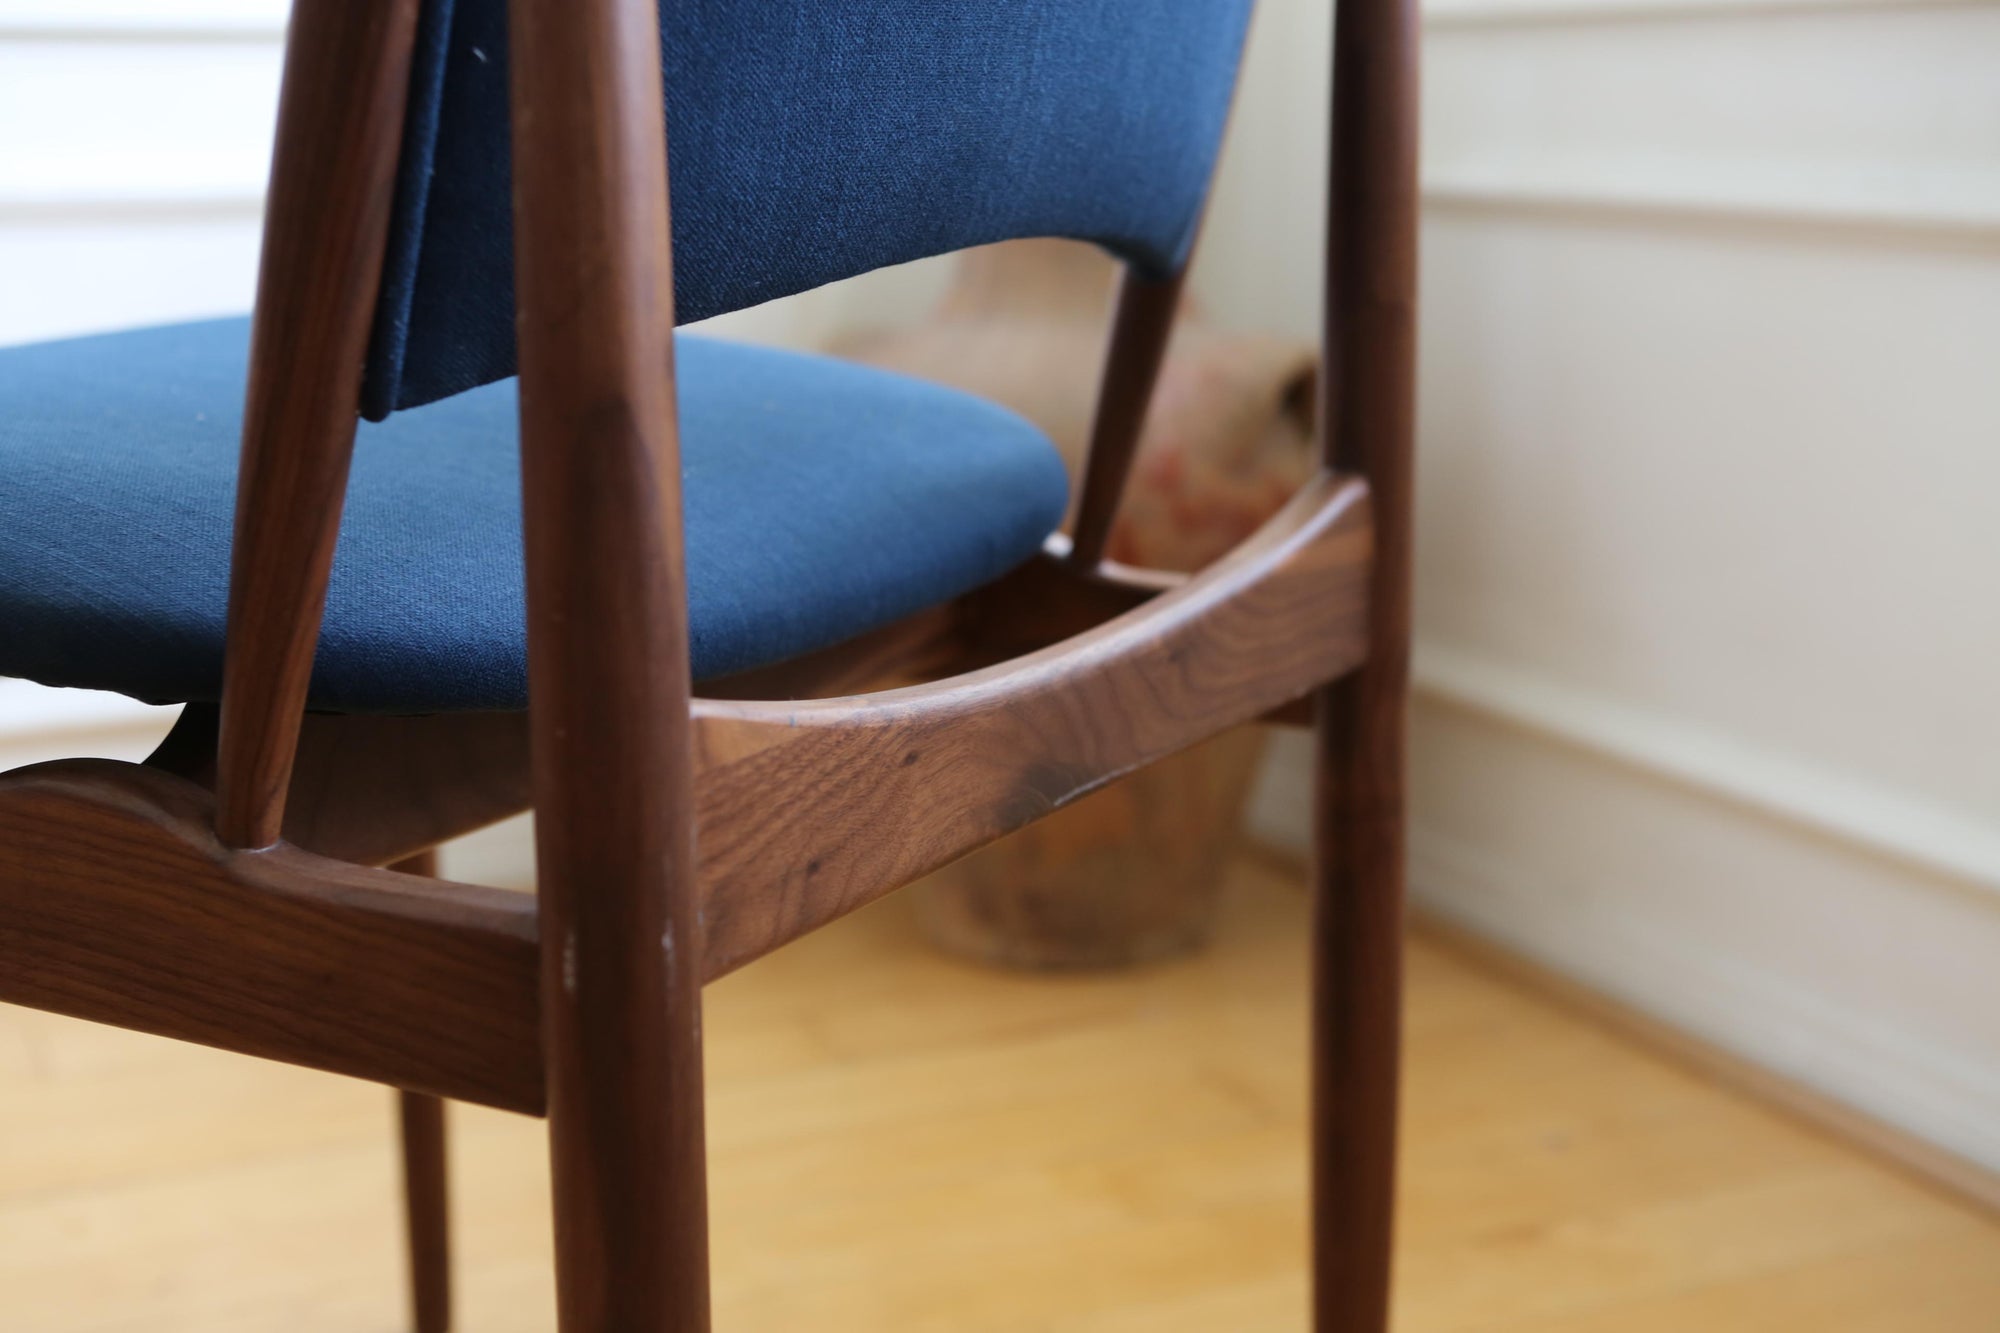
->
[0,0,1414,1328]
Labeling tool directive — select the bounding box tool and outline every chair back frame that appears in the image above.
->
[213,0,423,850]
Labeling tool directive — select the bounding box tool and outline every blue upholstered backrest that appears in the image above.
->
[360,0,1256,419]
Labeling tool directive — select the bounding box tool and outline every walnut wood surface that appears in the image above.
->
[1312,0,1420,1321]
[148,475,1367,1004]
[13,870,1998,1332]
[213,0,420,850]
[1067,266,1187,568]
[508,0,712,1325]
[39,456,1360,1130]
[692,474,1371,978]
[696,605,964,701]
[150,706,535,871]
[287,712,534,869]
[143,552,1190,871]
[393,849,455,1333]
[399,1086,453,1333]
[5,0,1411,1326]
[0,762,539,1111]
[963,537,1185,660]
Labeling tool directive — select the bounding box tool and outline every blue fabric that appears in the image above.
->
[0,318,1068,713]
[364,0,1255,418]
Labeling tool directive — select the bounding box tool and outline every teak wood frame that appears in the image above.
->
[0,0,1416,1329]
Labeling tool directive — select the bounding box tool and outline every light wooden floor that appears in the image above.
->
[3,858,1997,1332]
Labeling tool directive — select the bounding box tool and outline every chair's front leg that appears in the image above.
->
[507,0,712,1322]
[1310,673,1404,1332]
[541,861,711,1333]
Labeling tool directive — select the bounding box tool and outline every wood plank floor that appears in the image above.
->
[2,856,1996,1331]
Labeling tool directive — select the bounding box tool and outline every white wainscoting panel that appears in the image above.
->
[1408,682,2000,1175]
[1240,0,2000,1175]
[0,8,282,346]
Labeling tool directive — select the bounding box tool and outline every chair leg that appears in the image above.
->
[398,1090,453,1333]
[389,850,452,1333]
[544,964,711,1333]
[1309,675,1404,1332]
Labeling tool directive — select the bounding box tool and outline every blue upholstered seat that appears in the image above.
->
[0,318,1069,713]
[2,4,1253,715]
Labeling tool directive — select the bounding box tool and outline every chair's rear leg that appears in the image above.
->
[390,850,452,1333]
[1310,673,1404,1332]
[398,1088,452,1333]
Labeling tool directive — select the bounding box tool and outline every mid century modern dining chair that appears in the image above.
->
[0,0,1414,1329]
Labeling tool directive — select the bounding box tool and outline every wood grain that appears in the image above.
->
[1311,0,1421,1319]
[6,4,1410,1330]
[1067,266,1188,568]
[0,761,539,1111]
[399,1086,453,1333]
[393,850,455,1333]
[692,474,1371,977]
[961,536,1185,661]
[7,862,1998,1332]
[696,606,964,701]
[507,0,711,1325]
[213,0,421,850]
[141,543,1210,876]
[150,706,535,871]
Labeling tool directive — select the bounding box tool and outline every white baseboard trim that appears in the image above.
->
[1413,645,2000,902]
[1244,648,2000,1180]
[0,5,285,43]
[1412,824,2000,1174]
[1423,168,2000,244]
[1425,0,1986,31]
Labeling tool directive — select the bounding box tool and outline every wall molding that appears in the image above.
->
[1413,643,2000,902]
[1411,875,2000,1211]
[0,192,262,222]
[0,6,284,43]
[1425,0,1988,30]
[1423,169,2000,245]
[1411,824,2000,1174]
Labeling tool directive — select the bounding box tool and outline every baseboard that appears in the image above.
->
[1411,645,2000,903]
[1411,905,2000,1217]
[1243,836,2000,1217]
[1241,648,2000,1214]
[1398,672,2000,1185]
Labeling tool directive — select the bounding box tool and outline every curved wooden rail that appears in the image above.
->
[692,472,1372,975]
[5,473,1369,1116]
[145,481,1347,872]
[0,760,541,1110]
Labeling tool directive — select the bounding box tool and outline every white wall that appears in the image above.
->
[1237,0,2000,1177]
[0,1,281,347]
[0,1,286,750]
[4,0,1997,1175]
[1411,0,2000,1179]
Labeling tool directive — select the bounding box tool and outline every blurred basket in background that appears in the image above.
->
[835,240,1318,968]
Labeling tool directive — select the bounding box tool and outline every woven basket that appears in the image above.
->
[834,241,1317,968]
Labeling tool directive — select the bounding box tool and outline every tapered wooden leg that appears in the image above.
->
[390,850,452,1333]
[1309,673,1404,1332]
[398,1089,452,1333]
[507,0,712,1322]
